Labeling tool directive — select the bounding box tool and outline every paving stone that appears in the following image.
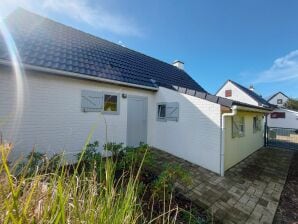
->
[246,199,257,209]
[258,198,269,207]
[239,194,250,204]
[150,147,293,224]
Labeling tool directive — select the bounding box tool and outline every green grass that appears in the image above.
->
[0,143,183,224]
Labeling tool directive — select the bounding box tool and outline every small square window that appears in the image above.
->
[104,94,118,113]
[277,99,283,104]
[157,104,166,120]
[225,90,232,97]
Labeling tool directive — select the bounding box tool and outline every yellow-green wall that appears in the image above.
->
[224,111,264,170]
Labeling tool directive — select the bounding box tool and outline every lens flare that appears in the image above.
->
[0,19,26,141]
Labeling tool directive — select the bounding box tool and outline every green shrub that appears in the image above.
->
[104,142,124,158]
[120,143,155,172]
[152,163,192,200]
[76,141,102,173]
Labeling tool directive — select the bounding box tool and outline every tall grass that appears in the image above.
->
[0,143,182,223]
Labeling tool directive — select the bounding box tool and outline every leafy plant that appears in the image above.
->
[120,144,155,172]
[15,151,46,177]
[76,141,102,173]
[152,163,192,200]
[104,142,124,158]
[180,209,210,224]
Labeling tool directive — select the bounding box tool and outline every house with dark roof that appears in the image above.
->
[0,9,271,175]
[266,92,298,129]
[267,92,289,107]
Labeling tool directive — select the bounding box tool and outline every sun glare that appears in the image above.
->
[0,19,26,140]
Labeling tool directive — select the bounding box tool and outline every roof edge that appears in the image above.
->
[0,59,159,91]
[267,91,289,101]
[175,85,272,111]
[214,79,230,95]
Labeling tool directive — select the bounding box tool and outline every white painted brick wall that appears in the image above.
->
[216,81,258,106]
[0,67,155,160]
[152,87,222,174]
[267,108,298,129]
[0,67,222,174]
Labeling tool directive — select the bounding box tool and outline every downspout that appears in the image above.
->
[264,114,268,147]
[220,105,238,176]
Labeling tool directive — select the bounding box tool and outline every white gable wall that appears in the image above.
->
[152,87,222,174]
[216,81,259,106]
[268,93,289,107]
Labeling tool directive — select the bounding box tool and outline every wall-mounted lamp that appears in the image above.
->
[122,93,127,99]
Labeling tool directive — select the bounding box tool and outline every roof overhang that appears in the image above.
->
[233,105,272,113]
[0,59,159,91]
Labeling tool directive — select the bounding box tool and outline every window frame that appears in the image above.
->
[277,99,283,104]
[253,116,262,133]
[232,116,245,138]
[157,103,167,121]
[270,112,285,119]
[102,92,120,115]
[225,89,232,97]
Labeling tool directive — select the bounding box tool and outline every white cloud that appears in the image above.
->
[254,50,298,83]
[0,0,142,36]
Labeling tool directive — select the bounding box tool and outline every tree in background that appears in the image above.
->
[285,98,298,111]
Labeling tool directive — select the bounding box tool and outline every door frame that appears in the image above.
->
[126,95,148,146]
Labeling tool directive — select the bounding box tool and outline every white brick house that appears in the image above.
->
[267,92,298,129]
[267,92,289,107]
[0,9,272,175]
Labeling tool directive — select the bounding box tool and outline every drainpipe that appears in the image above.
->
[220,105,238,176]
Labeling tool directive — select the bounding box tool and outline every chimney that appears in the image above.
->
[172,60,184,70]
[249,84,254,91]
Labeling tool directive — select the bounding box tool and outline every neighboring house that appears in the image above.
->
[267,92,289,107]
[0,9,271,175]
[268,108,298,129]
[216,80,272,108]
[216,80,273,170]
[267,92,298,129]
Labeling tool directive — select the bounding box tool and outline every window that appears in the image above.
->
[225,90,232,97]
[103,94,119,113]
[81,90,120,114]
[277,99,283,104]
[157,104,166,120]
[232,116,245,138]
[157,102,179,122]
[253,116,262,133]
[270,112,285,119]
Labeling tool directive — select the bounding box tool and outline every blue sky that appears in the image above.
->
[1,0,298,98]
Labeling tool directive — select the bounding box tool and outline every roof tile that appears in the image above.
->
[0,8,206,92]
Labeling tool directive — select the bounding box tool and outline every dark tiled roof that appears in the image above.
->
[0,8,206,92]
[228,80,271,107]
[267,92,289,101]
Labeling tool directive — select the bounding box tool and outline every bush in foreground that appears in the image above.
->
[0,141,213,223]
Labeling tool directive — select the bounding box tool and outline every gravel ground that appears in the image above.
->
[274,150,298,224]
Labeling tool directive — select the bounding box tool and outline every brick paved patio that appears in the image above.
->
[151,147,294,224]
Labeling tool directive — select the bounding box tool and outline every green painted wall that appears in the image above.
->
[224,111,264,170]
